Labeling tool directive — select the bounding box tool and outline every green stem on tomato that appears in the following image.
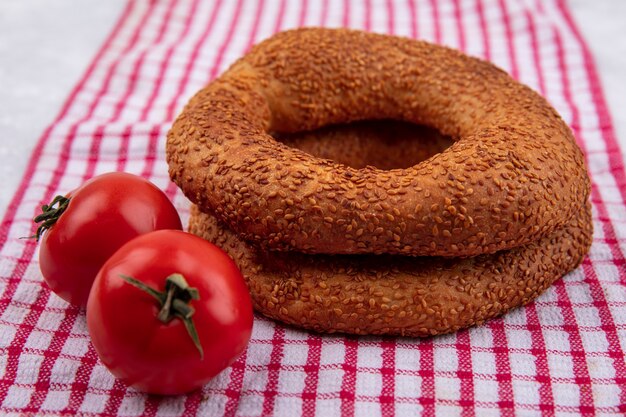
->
[158,284,176,322]
[31,195,71,241]
[120,273,204,359]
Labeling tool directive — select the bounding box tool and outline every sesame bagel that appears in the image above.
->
[186,120,592,336]
[188,203,591,336]
[168,28,590,257]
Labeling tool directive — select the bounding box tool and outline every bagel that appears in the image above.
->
[186,119,592,336]
[188,204,591,336]
[167,28,590,257]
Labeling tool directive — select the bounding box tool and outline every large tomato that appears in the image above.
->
[86,230,253,395]
[35,172,182,306]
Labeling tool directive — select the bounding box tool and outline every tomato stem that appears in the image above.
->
[120,274,204,359]
[158,285,176,322]
[31,195,71,241]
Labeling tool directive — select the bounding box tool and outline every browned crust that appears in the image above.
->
[188,202,592,337]
[275,120,453,170]
[168,28,591,257]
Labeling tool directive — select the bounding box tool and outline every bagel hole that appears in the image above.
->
[273,119,453,170]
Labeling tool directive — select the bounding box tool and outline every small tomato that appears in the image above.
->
[86,230,253,395]
[34,172,182,306]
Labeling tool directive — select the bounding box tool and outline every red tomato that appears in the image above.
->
[86,230,253,395]
[35,172,182,306]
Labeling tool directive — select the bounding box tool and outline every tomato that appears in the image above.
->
[86,230,253,395]
[35,172,182,306]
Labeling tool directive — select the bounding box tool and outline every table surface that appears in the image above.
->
[0,0,625,217]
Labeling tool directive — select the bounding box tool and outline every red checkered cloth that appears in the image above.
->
[1,0,625,415]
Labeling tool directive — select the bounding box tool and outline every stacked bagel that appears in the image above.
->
[167,28,592,336]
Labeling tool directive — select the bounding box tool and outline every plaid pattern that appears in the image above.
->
[1,0,625,415]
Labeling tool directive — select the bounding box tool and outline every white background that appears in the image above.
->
[0,0,625,216]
